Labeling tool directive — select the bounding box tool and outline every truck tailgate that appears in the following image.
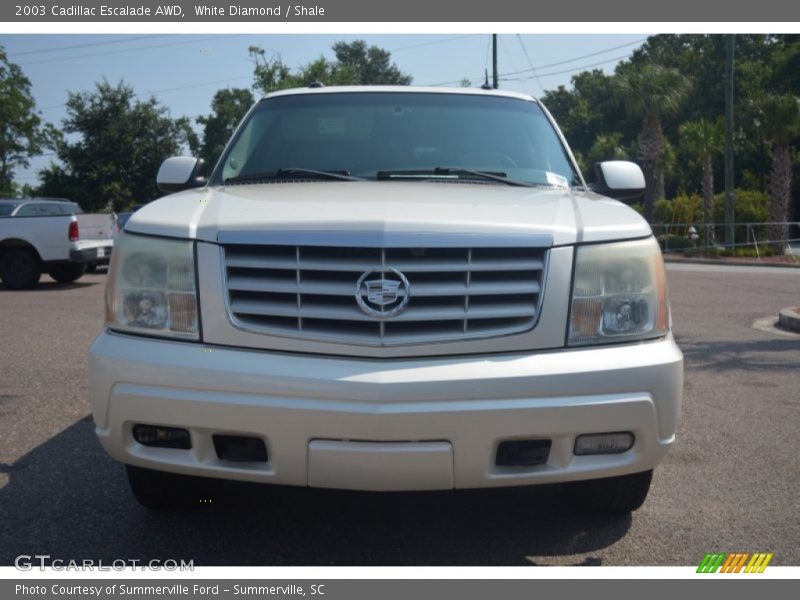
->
[76,214,116,241]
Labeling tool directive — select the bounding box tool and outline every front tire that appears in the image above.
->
[49,263,86,284]
[0,249,41,290]
[563,470,653,514]
[126,465,218,510]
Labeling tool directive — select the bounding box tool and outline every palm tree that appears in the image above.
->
[757,95,800,252]
[680,119,723,246]
[616,63,689,221]
[588,132,628,165]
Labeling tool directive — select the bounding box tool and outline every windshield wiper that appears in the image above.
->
[224,168,365,185]
[376,167,534,188]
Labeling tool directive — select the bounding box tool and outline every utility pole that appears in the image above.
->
[724,34,735,247]
[492,34,498,89]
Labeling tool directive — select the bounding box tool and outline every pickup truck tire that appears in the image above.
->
[0,248,41,290]
[49,263,86,284]
[126,465,218,510]
[563,469,653,514]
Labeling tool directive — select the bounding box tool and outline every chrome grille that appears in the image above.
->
[222,244,548,346]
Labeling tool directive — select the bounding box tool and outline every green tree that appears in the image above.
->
[756,94,800,250]
[330,40,412,86]
[250,40,411,95]
[542,70,629,170]
[0,46,43,195]
[587,132,628,166]
[196,87,254,169]
[679,118,723,245]
[625,35,795,199]
[36,80,193,212]
[540,35,800,202]
[773,36,800,94]
[616,62,689,221]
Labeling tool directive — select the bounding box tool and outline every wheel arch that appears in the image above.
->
[0,238,44,264]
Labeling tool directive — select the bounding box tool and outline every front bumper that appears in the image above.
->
[89,332,683,491]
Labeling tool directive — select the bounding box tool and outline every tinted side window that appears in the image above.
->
[37,203,63,216]
[15,204,39,217]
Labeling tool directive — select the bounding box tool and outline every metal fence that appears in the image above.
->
[651,222,800,257]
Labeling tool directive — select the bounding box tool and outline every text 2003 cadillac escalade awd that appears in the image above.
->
[89,87,683,513]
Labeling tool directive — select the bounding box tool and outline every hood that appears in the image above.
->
[126,181,651,246]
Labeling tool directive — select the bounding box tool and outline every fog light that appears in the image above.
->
[496,439,551,466]
[213,435,268,463]
[574,432,634,455]
[133,424,192,449]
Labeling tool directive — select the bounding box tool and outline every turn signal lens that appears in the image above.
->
[574,432,635,455]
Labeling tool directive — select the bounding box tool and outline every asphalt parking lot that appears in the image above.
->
[1,263,798,566]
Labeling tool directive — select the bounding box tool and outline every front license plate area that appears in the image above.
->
[307,440,454,491]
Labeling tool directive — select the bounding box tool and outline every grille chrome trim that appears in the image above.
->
[221,242,549,347]
[217,229,554,248]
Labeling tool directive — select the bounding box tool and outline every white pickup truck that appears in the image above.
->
[90,86,683,514]
[0,198,115,289]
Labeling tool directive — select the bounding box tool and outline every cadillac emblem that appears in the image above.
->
[355,268,410,318]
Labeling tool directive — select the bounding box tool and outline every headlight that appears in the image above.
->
[105,233,199,340]
[568,237,668,346]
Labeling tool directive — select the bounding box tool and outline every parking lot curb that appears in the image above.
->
[664,256,800,269]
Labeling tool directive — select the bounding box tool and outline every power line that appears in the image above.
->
[515,34,545,95]
[427,37,645,87]
[142,75,253,97]
[500,53,633,82]
[18,35,235,67]
[500,36,524,91]
[7,35,164,58]
[499,38,646,78]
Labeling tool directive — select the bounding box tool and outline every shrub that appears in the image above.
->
[653,199,672,223]
[722,246,775,257]
[712,189,770,224]
[652,193,702,225]
[657,233,694,251]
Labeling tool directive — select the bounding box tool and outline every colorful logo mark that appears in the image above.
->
[697,552,773,573]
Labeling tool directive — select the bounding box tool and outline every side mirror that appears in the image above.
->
[592,161,645,203]
[157,157,206,194]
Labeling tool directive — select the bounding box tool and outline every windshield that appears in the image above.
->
[213,92,582,188]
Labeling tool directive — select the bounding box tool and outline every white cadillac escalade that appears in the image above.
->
[89,86,683,513]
